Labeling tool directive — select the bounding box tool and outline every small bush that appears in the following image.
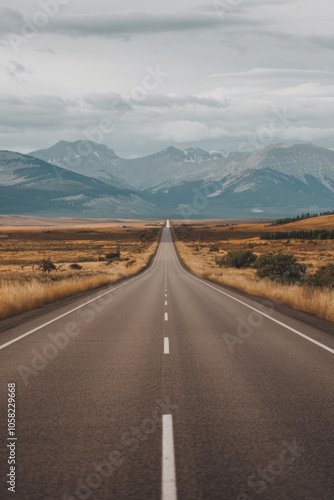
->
[105,251,120,261]
[254,252,307,284]
[308,264,334,288]
[209,245,219,252]
[126,260,136,267]
[70,263,82,270]
[105,244,120,261]
[40,258,56,273]
[216,250,256,269]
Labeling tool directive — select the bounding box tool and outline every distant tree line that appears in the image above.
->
[274,210,334,226]
[261,229,334,240]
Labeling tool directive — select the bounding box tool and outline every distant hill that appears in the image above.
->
[0,151,158,217]
[267,214,334,231]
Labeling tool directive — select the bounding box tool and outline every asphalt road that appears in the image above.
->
[1,223,334,499]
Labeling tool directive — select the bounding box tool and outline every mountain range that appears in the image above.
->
[0,141,333,218]
[0,151,156,217]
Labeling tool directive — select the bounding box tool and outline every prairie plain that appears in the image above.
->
[0,221,163,320]
[172,215,334,321]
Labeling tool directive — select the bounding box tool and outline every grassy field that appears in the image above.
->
[172,215,334,322]
[0,223,163,320]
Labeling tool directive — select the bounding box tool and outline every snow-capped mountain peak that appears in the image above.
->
[24,140,334,217]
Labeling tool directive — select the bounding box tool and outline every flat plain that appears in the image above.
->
[0,221,163,320]
[173,215,334,321]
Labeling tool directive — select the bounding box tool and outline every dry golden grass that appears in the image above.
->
[0,226,160,321]
[175,241,334,322]
[0,215,163,228]
[172,214,334,241]
[0,247,157,320]
[267,214,334,231]
[0,275,111,320]
[173,214,334,271]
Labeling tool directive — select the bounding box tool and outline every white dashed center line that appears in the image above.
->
[164,337,170,354]
[164,313,168,321]
[162,414,177,500]
[165,301,168,306]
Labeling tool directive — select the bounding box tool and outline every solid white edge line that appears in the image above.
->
[0,234,164,352]
[162,414,177,500]
[170,231,334,356]
[165,313,168,321]
[164,337,170,354]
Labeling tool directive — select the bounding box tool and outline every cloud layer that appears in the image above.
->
[0,0,333,155]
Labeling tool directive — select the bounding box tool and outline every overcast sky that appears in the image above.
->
[0,0,333,157]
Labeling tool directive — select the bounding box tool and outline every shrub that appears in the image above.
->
[70,263,82,270]
[209,245,219,252]
[126,260,136,267]
[216,250,256,269]
[105,245,120,261]
[254,252,307,284]
[308,264,334,288]
[106,252,119,260]
[40,258,56,273]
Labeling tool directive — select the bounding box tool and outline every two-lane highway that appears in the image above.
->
[1,223,334,499]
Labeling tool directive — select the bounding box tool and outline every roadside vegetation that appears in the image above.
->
[172,216,334,322]
[0,225,162,320]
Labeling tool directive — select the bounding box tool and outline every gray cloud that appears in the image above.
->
[0,8,261,40]
[82,93,229,110]
[1,59,32,83]
[198,0,294,8]
[1,81,333,156]
[0,0,333,156]
[207,68,334,82]
[34,47,55,54]
[0,7,24,38]
[234,28,334,53]
[0,94,70,130]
